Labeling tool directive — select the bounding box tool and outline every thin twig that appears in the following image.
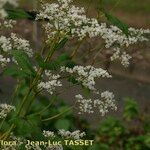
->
[90,47,104,65]
[70,38,85,59]
[33,95,57,115]
[42,106,74,122]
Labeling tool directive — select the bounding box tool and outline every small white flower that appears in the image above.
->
[58,129,85,139]
[43,130,55,138]
[75,91,117,116]
[0,20,16,28]
[0,55,10,67]
[11,33,33,57]
[0,34,33,66]
[61,65,111,91]
[121,52,132,67]
[0,36,12,52]
[75,94,94,114]
[36,0,150,68]
[94,91,117,116]
[0,103,15,119]
[110,47,132,67]
[111,47,120,61]
[38,70,62,95]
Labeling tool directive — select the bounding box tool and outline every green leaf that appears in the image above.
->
[143,116,150,132]
[102,11,129,36]
[68,76,80,85]
[44,61,60,70]
[10,117,32,137]
[98,117,125,137]
[0,121,10,133]
[65,60,76,68]
[36,53,59,70]
[18,82,29,96]
[6,8,33,19]
[12,50,35,76]
[57,53,70,62]
[123,98,139,121]
[58,106,73,117]
[54,119,71,130]
[36,53,74,71]
[26,114,41,127]
[3,66,29,78]
[57,53,76,68]
[35,53,45,68]
[55,37,68,51]
[10,116,42,138]
[144,135,150,148]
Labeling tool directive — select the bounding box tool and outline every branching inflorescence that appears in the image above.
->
[0,0,149,118]
[37,0,150,67]
[0,0,150,146]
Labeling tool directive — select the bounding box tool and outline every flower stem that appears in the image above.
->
[42,106,74,122]
[70,38,85,59]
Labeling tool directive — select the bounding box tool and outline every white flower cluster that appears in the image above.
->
[94,91,117,116]
[10,33,33,57]
[0,0,18,18]
[38,70,62,95]
[61,65,111,91]
[120,52,132,67]
[36,0,86,40]
[108,27,150,67]
[37,0,150,43]
[0,19,16,28]
[0,54,10,67]
[42,130,64,150]
[0,33,33,66]
[37,0,150,67]
[0,35,12,52]
[100,25,150,49]
[42,129,85,140]
[58,129,86,140]
[111,47,132,67]
[42,129,85,150]
[0,103,15,119]
[43,130,55,138]
[75,91,117,115]
[75,94,93,114]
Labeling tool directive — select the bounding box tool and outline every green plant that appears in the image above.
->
[90,98,150,150]
[0,0,149,149]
